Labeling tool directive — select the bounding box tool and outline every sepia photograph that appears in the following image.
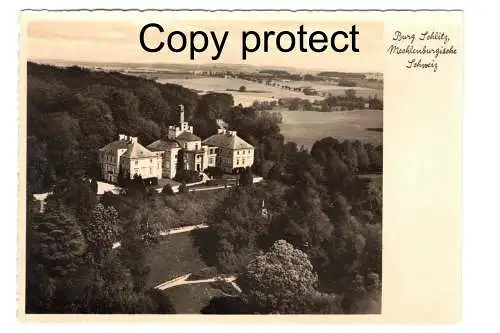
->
[22,15,384,315]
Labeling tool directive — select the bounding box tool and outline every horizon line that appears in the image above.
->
[28,58,383,74]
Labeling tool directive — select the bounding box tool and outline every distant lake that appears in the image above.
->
[276,110,383,149]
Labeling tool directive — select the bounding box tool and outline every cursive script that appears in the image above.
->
[387,30,457,72]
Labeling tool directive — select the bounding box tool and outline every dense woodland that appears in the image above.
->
[26,62,382,314]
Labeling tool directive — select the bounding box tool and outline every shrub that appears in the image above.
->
[178,184,188,193]
[239,167,253,186]
[206,179,226,187]
[162,184,175,195]
[174,170,202,184]
[204,167,224,179]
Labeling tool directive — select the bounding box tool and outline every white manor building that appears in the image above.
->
[98,105,255,183]
[98,135,162,183]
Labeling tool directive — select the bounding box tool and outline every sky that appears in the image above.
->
[26,18,383,72]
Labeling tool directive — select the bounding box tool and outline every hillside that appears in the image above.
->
[26,62,228,192]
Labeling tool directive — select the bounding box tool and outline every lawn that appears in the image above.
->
[145,231,215,289]
[162,283,226,314]
[145,230,234,314]
[277,109,383,149]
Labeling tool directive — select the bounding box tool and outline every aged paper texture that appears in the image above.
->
[18,10,462,324]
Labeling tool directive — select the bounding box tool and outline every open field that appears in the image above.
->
[157,77,319,106]
[145,231,213,289]
[157,77,381,107]
[277,109,383,149]
[284,80,382,98]
[145,230,232,313]
[163,283,225,313]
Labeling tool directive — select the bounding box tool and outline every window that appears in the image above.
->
[236,159,240,165]
[134,168,139,174]
[149,167,152,174]
[135,160,138,165]
[237,151,239,155]
[150,159,153,163]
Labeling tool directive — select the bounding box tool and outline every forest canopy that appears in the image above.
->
[27,62,286,193]
[26,62,382,314]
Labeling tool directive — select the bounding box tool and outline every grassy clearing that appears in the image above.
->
[145,231,214,289]
[277,110,383,149]
[163,283,225,314]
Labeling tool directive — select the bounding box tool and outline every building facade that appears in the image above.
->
[203,129,255,174]
[146,139,181,179]
[98,105,254,183]
[98,134,162,183]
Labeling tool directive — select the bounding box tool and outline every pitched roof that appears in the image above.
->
[147,139,181,152]
[100,138,157,159]
[99,140,130,153]
[203,132,254,150]
[122,142,157,158]
[176,131,201,142]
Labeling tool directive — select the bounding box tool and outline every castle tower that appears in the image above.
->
[179,104,184,124]
[168,104,193,139]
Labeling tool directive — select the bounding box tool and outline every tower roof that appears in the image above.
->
[147,139,181,151]
[176,131,201,142]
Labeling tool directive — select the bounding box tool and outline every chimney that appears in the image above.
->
[179,104,185,124]
[130,136,138,144]
[228,131,237,137]
[118,134,127,141]
[217,128,226,134]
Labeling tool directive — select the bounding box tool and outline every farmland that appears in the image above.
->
[157,77,381,107]
[277,109,383,149]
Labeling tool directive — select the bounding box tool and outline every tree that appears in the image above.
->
[241,239,318,313]
[266,163,281,181]
[239,85,246,92]
[176,149,185,174]
[82,203,120,260]
[341,272,381,314]
[178,183,187,193]
[126,174,146,197]
[354,141,370,173]
[90,178,98,194]
[28,202,87,277]
[117,168,127,186]
[162,184,175,195]
[344,89,357,100]
[239,167,253,186]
